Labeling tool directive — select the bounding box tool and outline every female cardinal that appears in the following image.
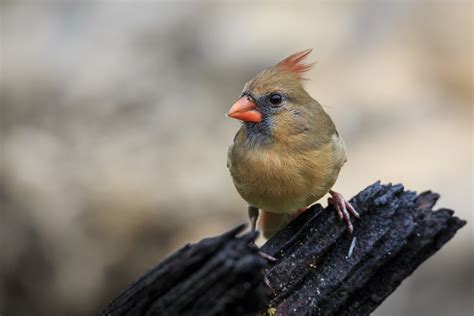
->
[227,49,359,239]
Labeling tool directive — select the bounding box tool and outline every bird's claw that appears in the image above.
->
[328,190,360,234]
[248,241,277,261]
[258,251,277,262]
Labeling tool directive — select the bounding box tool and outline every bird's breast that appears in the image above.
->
[228,138,344,213]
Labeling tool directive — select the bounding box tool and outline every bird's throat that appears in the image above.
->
[244,119,273,147]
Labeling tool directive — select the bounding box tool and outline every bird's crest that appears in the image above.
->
[276,49,315,80]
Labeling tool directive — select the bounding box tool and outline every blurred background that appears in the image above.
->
[1,1,472,315]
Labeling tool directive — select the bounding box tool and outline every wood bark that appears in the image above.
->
[103,182,466,316]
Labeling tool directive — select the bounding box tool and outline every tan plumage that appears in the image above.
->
[227,50,357,238]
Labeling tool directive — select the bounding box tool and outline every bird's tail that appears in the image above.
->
[259,210,292,239]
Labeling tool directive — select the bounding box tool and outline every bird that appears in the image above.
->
[226,49,359,239]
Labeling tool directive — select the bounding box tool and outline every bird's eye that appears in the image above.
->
[269,93,283,106]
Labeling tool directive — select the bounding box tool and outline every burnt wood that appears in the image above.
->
[103,182,466,316]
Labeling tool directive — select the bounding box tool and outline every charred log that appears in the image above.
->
[103,182,466,316]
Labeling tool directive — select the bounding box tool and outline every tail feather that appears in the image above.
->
[259,210,292,239]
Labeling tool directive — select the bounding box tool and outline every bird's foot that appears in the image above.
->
[259,250,277,262]
[247,205,277,261]
[328,190,360,234]
[248,241,277,261]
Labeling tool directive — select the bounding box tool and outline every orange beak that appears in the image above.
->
[227,96,262,123]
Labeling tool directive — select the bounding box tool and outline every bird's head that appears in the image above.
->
[227,50,323,142]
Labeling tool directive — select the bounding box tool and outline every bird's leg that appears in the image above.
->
[248,205,259,232]
[247,205,277,261]
[328,190,360,234]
